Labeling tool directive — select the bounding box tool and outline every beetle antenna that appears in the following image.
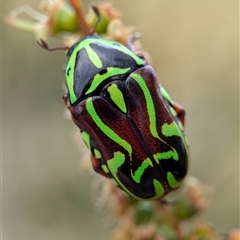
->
[127,32,141,52]
[89,5,101,35]
[37,39,70,52]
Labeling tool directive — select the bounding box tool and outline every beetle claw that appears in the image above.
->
[88,5,101,35]
[37,38,70,52]
[37,39,48,50]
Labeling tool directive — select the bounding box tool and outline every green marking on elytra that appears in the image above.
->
[101,164,109,174]
[107,84,127,113]
[131,73,160,140]
[81,131,91,149]
[177,120,184,131]
[107,151,125,175]
[146,158,153,167]
[107,152,135,195]
[85,45,102,68]
[162,122,182,137]
[161,87,185,134]
[107,151,166,200]
[170,106,177,117]
[131,158,153,183]
[85,67,131,95]
[162,122,189,164]
[86,98,132,156]
[94,148,101,159]
[161,87,185,136]
[107,151,146,200]
[154,149,179,163]
[153,179,165,198]
[160,87,173,104]
[167,172,180,188]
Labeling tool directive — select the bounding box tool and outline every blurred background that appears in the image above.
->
[2,0,239,239]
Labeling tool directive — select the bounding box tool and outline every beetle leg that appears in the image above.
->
[37,39,69,52]
[63,93,71,110]
[90,155,109,178]
[89,5,101,35]
[127,32,141,52]
[69,0,90,35]
[127,32,149,64]
[172,102,185,127]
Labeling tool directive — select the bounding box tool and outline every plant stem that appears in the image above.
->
[68,0,89,35]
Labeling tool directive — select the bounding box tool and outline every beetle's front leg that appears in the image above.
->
[63,93,71,110]
[173,102,185,127]
[127,33,149,64]
[90,155,110,178]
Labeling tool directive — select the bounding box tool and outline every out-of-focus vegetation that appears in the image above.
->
[2,0,239,239]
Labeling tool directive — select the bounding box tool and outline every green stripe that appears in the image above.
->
[153,179,165,198]
[161,122,182,137]
[65,40,96,104]
[93,148,101,159]
[85,45,102,68]
[154,149,179,163]
[131,158,153,183]
[85,98,132,156]
[131,73,181,164]
[107,84,127,113]
[65,39,104,104]
[160,87,173,104]
[85,98,165,199]
[107,152,164,200]
[167,172,180,188]
[107,151,139,198]
[81,131,91,149]
[85,67,130,95]
[131,73,160,140]
[101,164,109,174]
[170,106,177,117]
[65,65,77,104]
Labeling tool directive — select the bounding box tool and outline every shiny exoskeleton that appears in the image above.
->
[62,36,189,200]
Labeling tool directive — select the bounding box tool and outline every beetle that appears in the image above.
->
[38,7,189,200]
